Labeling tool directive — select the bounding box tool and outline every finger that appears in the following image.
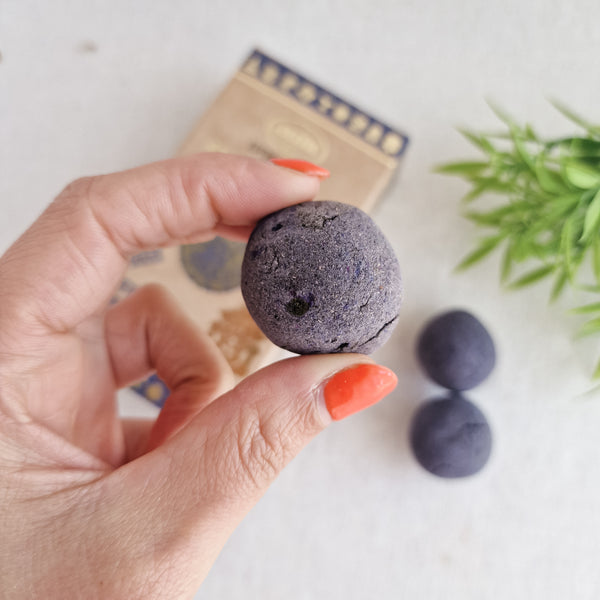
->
[120,418,154,462]
[0,153,320,341]
[111,354,398,590]
[105,284,234,446]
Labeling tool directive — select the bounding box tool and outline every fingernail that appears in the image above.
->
[324,364,398,421]
[270,158,330,179]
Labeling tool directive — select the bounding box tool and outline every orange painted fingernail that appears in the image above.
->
[324,364,398,421]
[270,158,330,179]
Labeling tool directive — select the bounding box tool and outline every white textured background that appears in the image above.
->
[2,1,600,598]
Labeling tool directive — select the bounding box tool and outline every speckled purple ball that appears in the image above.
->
[241,200,402,355]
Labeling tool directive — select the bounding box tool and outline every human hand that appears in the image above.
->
[0,154,397,599]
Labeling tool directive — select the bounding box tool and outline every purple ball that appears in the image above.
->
[417,310,496,391]
[241,200,402,355]
[410,394,492,478]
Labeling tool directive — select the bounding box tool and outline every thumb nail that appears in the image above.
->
[323,364,398,421]
[270,158,330,179]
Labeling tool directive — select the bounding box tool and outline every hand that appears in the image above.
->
[0,154,397,599]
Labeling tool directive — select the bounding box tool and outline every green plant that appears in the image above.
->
[437,102,600,378]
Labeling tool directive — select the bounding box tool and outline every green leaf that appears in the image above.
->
[435,161,490,176]
[535,155,568,195]
[544,194,580,222]
[570,302,600,314]
[461,178,514,203]
[560,217,575,277]
[508,264,555,288]
[570,138,600,158]
[550,268,569,301]
[464,201,531,227]
[593,358,600,380]
[563,161,600,189]
[500,244,513,283]
[506,233,529,262]
[524,124,539,142]
[462,182,488,203]
[456,235,504,270]
[576,316,600,338]
[593,236,600,284]
[550,100,600,139]
[511,131,536,171]
[581,188,600,242]
[487,101,516,128]
[464,211,502,227]
[459,129,496,155]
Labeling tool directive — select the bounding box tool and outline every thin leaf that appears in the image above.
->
[500,243,513,283]
[563,161,600,189]
[560,217,575,277]
[462,182,488,203]
[511,131,536,171]
[464,211,502,227]
[524,124,539,142]
[593,358,600,380]
[570,302,600,314]
[576,316,600,338]
[456,235,504,270]
[435,161,490,176]
[570,138,600,158]
[593,236,600,284]
[543,194,580,222]
[508,265,555,288]
[550,100,600,139]
[535,155,568,195]
[550,268,568,301]
[486,101,517,128]
[505,232,527,262]
[461,178,514,203]
[463,201,531,227]
[459,129,496,155]
[581,188,600,242]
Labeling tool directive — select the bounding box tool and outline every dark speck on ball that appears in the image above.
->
[241,200,402,355]
[410,394,492,478]
[417,309,496,391]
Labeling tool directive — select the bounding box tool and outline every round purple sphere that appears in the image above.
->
[410,393,492,478]
[241,200,402,355]
[417,310,496,391]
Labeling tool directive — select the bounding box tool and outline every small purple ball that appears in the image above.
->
[410,394,492,478]
[417,310,496,391]
[241,200,402,355]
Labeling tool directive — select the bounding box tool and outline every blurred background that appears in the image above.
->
[1,1,599,598]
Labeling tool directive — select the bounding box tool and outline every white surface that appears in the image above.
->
[2,1,600,598]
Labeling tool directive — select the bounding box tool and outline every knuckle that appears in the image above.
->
[137,282,173,306]
[233,406,287,489]
[50,176,102,237]
[57,176,97,204]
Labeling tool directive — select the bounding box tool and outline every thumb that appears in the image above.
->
[186,355,397,504]
[113,354,397,587]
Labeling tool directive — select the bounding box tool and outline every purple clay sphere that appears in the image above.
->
[410,394,492,478]
[241,200,402,355]
[417,310,496,391]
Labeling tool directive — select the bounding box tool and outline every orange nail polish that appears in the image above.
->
[270,158,330,179]
[324,364,398,421]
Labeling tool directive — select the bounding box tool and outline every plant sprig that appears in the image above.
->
[437,102,600,378]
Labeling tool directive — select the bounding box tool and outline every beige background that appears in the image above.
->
[1,1,599,598]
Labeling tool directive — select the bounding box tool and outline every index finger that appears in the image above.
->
[0,153,320,335]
